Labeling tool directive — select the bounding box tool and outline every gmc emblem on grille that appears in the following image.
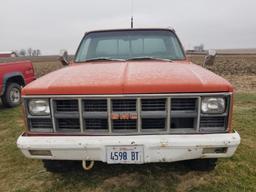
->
[111,113,138,120]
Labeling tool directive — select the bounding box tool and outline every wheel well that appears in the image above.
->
[6,76,25,87]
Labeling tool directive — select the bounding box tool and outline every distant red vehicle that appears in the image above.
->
[0,61,36,107]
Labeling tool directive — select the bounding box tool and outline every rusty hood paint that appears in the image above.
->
[22,61,233,95]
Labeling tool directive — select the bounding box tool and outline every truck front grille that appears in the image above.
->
[57,118,80,131]
[142,118,166,129]
[141,99,166,111]
[27,94,230,135]
[30,119,53,129]
[113,120,137,130]
[84,99,107,112]
[55,100,78,112]
[112,99,136,112]
[85,119,108,130]
[171,98,197,111]
[29,118,53,132]
[200,116,227,132]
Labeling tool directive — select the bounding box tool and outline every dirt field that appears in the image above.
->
[11,54,254,92]
[188,54,256,92]
[0,54,255,192]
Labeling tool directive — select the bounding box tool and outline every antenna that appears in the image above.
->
[130,0,134,28]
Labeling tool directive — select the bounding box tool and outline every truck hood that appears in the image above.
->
[22,61,233,95]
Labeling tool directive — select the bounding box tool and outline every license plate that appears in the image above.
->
[106,146,144,164]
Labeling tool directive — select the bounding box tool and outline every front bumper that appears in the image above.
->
[17,132,240,163]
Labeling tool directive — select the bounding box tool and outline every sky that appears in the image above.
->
[0,0,256,55]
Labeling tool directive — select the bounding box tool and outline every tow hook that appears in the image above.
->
[82,160,95,171]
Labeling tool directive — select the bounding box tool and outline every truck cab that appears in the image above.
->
[17,28,240,172]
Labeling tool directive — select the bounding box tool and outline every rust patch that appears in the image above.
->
[160,141,168,148]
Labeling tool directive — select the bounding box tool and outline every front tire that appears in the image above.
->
[1,83,21,108]
[185,159,218,171]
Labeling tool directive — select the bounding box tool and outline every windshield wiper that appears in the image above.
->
[84,57,125,62]
[126,57,173,62]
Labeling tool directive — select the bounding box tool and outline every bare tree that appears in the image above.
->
[32,50,37,56]
[19,49,26,56]
[18,48,41,56]
[36,49,41,56]
[27,48,33,56]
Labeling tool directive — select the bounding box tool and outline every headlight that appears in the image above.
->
[201,97,226,114]
[28,99,50,116]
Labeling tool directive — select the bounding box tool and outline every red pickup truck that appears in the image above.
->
[0,61,36,107]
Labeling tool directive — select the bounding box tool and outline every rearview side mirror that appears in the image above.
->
[204,49,217,67]
[59,50,70,66]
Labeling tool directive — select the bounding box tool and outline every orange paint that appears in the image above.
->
[22,60,233,95]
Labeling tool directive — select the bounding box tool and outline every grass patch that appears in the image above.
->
[0,92,255,192]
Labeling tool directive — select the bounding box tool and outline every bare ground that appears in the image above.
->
[29,54,256,92]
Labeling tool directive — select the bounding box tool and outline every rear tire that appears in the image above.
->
[43,160,78,173]
[185,158,218,171]
[2,83,21,108]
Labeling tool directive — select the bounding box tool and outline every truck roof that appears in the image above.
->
[84,28,175,35]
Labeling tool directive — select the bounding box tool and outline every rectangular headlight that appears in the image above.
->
[28,99,50,116]
[201,97,226,114]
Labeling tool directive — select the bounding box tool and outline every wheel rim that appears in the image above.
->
[9,87,20,104]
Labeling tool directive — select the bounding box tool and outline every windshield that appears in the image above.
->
[75,30,186,62]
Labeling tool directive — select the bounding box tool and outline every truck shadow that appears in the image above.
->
[79,161,188,174]
[50,161,208,191]
[56,161,191,182]
[38,162,214,192]
[0,101,5,110]
[0,102,11,111]
[0,101,20,111]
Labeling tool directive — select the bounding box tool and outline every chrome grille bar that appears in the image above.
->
[196,96,201,132]
[107,98,112,133]
[166,97,171,132]
[78,98,84,132]
[137,98,142,133]
[50,99,57,132]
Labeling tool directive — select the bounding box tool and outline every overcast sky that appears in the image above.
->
[0,0,256,55]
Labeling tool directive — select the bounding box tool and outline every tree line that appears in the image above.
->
[15,48,41,56]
